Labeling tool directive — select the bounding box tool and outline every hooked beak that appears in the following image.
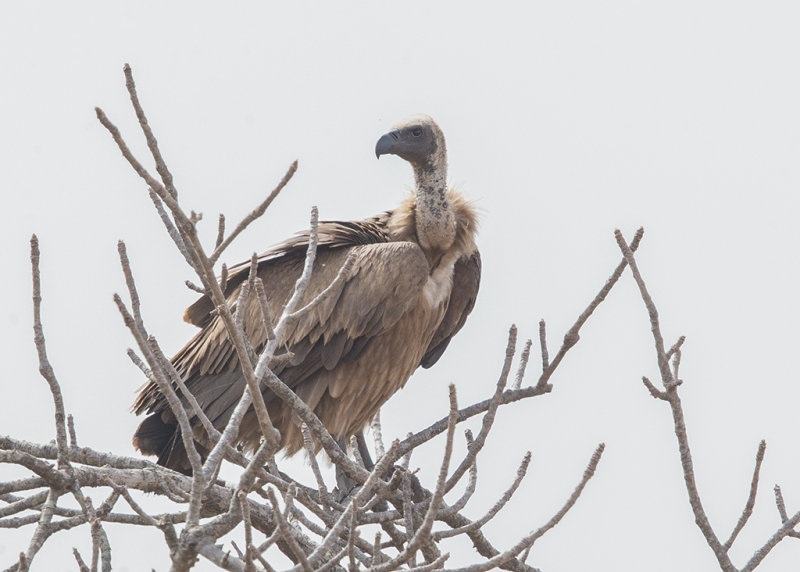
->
[375,130,401,159]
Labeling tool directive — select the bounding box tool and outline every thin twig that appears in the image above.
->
[67,415,78,449]
[442,444,604,572]
[538,319,549,371]
[724,440,766,550]
[72,548,90,572]
[616,229,735,571]
[210,161,298,264]
[267,489,312,572]
[536,227,644,390]
[301,425,330,509]
[216,214,226,250]
[513,339,532,391]
[30,236,69,470]
[445,326,516,492]
[123,64,177,198]
[238,492,255,572]
[371,410,386,461]
[434,451,531,540]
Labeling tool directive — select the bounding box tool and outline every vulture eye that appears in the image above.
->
[411,127,422,137]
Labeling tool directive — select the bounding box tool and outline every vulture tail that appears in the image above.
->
[132,413,197,475]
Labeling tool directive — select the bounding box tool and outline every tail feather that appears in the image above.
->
[133,412,195,475]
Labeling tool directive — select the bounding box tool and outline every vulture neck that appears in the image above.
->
[412,153,456,255]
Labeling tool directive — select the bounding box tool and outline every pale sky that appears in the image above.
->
[2,2,800,570]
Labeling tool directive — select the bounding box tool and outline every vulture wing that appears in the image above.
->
[419,250,481,368]
[133,229,429,437]
[182,218,390,328]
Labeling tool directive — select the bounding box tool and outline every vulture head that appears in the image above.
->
[375,115,446,173]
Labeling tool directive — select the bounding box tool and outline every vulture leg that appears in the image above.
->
[334,436,359,502]
[333,431,390,511]
[356,431,375,470]
[355,430,390,511]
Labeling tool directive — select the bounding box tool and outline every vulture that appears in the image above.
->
[132,115,481,473]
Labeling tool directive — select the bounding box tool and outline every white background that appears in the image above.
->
[2,2,800,570]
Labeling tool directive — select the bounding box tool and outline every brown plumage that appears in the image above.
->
[132,115,481,473]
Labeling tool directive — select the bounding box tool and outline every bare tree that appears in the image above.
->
[2,64,796,571]
[615,231,800,572]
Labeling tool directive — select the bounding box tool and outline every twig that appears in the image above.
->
[284,252,356,322]
[446,326,516,492]
[513,339,532,391]
[371,410,386,461]
[371,387,459,572]
[536,227,644,390]
[301,441,400,570]
[616,229,735,571]
[402,476,416,561]
[72,548,90,572]
[641,376,667,401]
[774,485,789,523]
[210,161,298,264]
[434,452,531,540]
[724,440,766,549]
[123,64,177,198]
[148,190,192,266]
[441,430,478,516]
[114,283,206,526]
[301,425,330,509]
[267,489,312,571]
[347,506,357,571]
[442,444,604,572]
[67,415,78,449]
[237,492,255,572]
[254,278,276,341]
[216,214,226,250]
[538,319,548,371]
[30,236,69,470]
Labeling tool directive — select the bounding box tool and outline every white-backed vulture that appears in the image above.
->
[132,115,481,473]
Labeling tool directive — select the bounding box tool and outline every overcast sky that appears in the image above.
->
[2,2,800,570]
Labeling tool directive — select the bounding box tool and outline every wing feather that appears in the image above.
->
[420,250,481,369]
[134,239,430,426]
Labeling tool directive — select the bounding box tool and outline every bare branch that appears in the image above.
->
[284,251,356,322]
[538,319,549,371]
[616,229,735,571]
[30,236,69,470]
[210,160,298,264]
[373,387,459,572]
[301,425,331,509]
[512,339,532,391]
[67,415,78,449]
[123,63,177,198]
[113,290,206,520]
[267,489,312,572]
[237,492,255,572]
[774,485,789,523]
[434,451,531,540]
[724,440,766,550]
[641,376,667,400]
[446,325,516,492]
[72,548,90,572]
[254,278,276,341]
[216,214,226,250]
[371,410,386,461]
[302,441,400,570]
[147,189,197,271]
[442,444,604,572]
[441,430,478,516]
[185,280,205,294]
[536,227,644,390]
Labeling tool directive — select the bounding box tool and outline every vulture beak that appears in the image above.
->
[375,130,401,159]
